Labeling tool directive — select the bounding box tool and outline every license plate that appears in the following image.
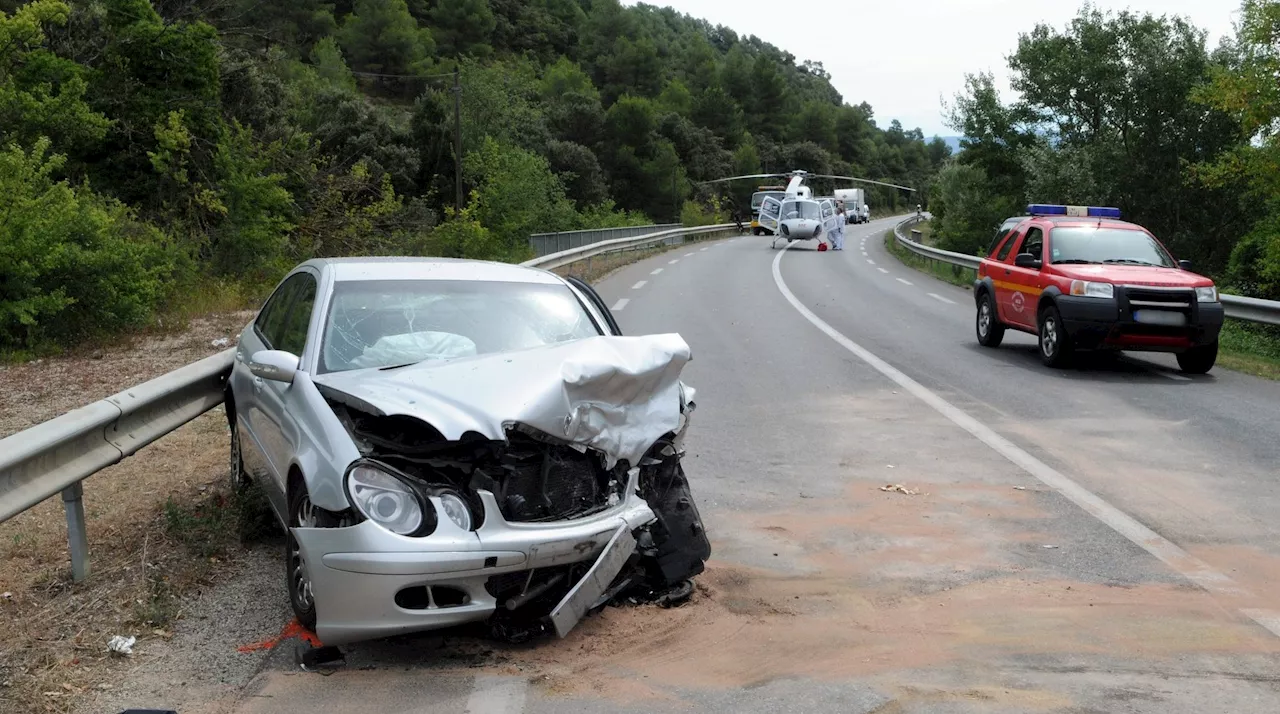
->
[549,524,636,638]
[1133,310,1187,327]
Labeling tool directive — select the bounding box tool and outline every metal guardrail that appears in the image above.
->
[0,350,234,580]
[528,224,681,258]
[891,216,1280,326]
[523,223,734,271]
[0,222,736,583]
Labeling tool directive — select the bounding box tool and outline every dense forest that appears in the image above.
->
[931,1,1280,304]
[0,0,945,351]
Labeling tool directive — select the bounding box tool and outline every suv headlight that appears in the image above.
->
[1196,286,1218,303]
[1069,280,1114,299]
[346,463,427,535]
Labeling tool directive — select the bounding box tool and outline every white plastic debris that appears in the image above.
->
[880,484,921,496]
[107,635,136,656]
[211,337,230,348]
[1013,486,1027,491]
[1042,545,1059,549]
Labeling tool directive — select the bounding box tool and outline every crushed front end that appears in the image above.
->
[294,384,710,646]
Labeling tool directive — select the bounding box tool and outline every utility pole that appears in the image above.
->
[453,67,463,213]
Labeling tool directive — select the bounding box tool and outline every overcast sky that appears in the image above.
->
[637,0,1241,138]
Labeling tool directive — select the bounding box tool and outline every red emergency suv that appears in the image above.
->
[973,205,1224,373]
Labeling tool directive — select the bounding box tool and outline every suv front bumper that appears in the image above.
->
[1056,291,1224,352]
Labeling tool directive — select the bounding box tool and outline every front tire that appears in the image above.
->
[976,292,1005,348]
[287,485,321,630]
[1177,341,1218,374]
[1038,305,1073,368]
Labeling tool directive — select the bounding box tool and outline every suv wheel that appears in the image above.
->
[1038,305,1073,368]
[976,292,1005,348]
[1176,340,1218,374]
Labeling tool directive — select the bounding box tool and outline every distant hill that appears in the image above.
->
[936,136,964,153]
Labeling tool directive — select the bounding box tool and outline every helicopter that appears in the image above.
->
[701,170,916,249]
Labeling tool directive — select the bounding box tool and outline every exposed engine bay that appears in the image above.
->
[324,397,712,642]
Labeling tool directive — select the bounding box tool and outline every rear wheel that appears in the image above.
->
[976,292,1005,348]
[1176,340,1218,374]
[1038,305,1073,368]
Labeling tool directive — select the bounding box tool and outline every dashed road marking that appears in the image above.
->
[878,268,890,274]
[611,298,630,311]
[631,280,647,290]
[896,278,913,286]
[650,268,664,275]
[700,247,710,252]
[669,259,680,264]
[867,259,875,265]
[928,293,957,305]
[684,252,696,257]
[772,243,1278,639]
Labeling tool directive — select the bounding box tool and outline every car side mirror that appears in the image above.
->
[1178,259,1193,271]
[249,350,300,383]
[1014,253,1042,269]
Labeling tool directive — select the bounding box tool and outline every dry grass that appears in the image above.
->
[0,312,265,714]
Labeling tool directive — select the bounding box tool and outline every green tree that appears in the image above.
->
[429,0,496,58]
[338,0,435,76]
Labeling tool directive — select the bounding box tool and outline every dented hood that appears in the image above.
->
[312,334,692,469]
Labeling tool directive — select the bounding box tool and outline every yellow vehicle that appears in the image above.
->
[750,186,787,235]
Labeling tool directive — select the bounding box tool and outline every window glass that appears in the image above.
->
[1021,228,1045,261]
[995,229,1021,261]
[321,280,603,373]
[989,219,1021,256]
[277,274,317,356]
[255,275,303,348]
[1048,227,1176,267]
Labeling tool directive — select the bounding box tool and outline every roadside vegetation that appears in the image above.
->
[929,1,1280,313]
[0,0,944,359]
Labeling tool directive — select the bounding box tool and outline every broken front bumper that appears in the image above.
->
[293,488,657,645]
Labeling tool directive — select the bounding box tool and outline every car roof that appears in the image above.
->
[302,257,565,285]
[1007,215,1144,230]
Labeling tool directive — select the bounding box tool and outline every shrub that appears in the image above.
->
[0,138,177,350]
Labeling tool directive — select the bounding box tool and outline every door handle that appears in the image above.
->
[252,377,264,393]
[1004,268,1011,275]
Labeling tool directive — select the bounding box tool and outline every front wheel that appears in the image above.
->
[287,485,322,630]
[1176,341,1218,374]
[1038,305,1073,368]
[976,292,1005,348]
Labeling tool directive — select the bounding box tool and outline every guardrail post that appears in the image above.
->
[61,481,90,582]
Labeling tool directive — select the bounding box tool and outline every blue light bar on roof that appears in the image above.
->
[1027,204,1122,218]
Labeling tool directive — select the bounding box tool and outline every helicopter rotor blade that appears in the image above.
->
[696,173,790,185]
[809,175,917,192]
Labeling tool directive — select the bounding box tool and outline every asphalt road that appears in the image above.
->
[86,216,1280,714]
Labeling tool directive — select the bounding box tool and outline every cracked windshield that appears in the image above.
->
[1,0,1276,713]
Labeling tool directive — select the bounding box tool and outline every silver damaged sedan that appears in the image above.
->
[225,258,710,645]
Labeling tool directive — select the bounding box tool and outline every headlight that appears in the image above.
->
[436,491,473,531]
[1069,280,1114,299]
[1196,286,1218,303]
[346,464,425,535]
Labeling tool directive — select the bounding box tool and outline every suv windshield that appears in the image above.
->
[320,280,601,373]
[1049,227,1175,268]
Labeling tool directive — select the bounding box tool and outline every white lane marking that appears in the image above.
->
[669,259,680,265]
[611,298,630,311]
[772,245,1274,633]
[928,293,957,305]
[700,247,710,252]
[896,278,914,286]
[878,268,890,274]
[684,252,696,257]
[650,268,664,275]
[465,675,528,714]
[867,259,875,265]
[631,280,647,290]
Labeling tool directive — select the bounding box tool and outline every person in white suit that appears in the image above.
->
[831,204,846,250]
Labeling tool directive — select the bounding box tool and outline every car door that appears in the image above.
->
[820,199,839,236]
[1003,227,1046,329]
[254,271,319,503]
[234,275,302,514]
[987,226,1025,326]
[759,195,782,234]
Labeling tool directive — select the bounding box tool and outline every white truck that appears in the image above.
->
[834,188,870,224]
